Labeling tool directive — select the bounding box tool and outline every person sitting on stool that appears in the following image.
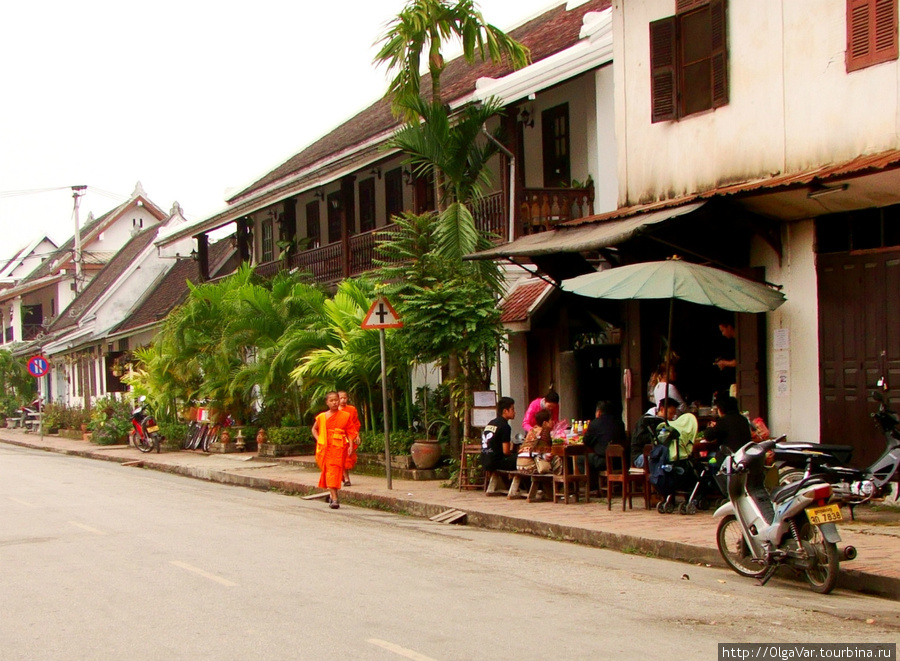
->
[481,397,518,472]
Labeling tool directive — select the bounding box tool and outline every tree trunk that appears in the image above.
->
[448,351,461,458]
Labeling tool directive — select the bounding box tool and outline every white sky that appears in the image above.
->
[0,0,559,262]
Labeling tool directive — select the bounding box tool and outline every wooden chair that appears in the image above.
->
[600,444,632,510]
[552,446,590,504]
[459,443,485,491]
[626,444,654,510]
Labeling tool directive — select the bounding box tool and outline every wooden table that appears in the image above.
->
[550,443,591,503]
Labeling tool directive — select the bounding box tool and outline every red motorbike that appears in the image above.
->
[131,396,160,454]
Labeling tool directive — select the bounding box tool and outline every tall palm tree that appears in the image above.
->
[374,0,529,117]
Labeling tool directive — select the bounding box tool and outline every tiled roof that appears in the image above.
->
[49,227,160,333]
[500,278,553,323]
[229,0,610,203]
[114,238,235,334]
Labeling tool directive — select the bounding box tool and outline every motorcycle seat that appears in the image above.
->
[776,442,854,465]
[770,475,829,504]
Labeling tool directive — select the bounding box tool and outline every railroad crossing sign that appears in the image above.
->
[27,355,50,378]
[361,295,403,329]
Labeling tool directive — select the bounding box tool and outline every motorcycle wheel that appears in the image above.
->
[134,432,153,454]
[778,467,805,486]
[799,522,839,594]
[716,514,767,578]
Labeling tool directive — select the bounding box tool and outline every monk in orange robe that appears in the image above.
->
[312,391,351,509]
[339,390,361,486]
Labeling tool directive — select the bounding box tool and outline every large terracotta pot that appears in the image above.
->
[410,439,441,470]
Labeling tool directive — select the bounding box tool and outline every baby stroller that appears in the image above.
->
[679,439,727,514]
[648,414,703,514]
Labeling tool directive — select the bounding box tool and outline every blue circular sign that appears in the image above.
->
[27,355,50,378]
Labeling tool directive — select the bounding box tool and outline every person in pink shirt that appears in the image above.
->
[522,390,560,432]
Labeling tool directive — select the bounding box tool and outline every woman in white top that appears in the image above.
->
[649,363,685,408]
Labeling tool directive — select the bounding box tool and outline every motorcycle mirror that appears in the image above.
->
[138,395,147,403]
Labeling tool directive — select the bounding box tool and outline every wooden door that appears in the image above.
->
[818,251,900,467]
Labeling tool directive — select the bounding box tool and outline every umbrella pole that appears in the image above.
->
[663,297,674,421]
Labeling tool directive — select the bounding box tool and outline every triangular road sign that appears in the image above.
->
[361,295,403,329]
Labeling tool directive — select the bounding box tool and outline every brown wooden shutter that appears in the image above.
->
[650,16,678,123]
[847,0,898,72]
[710,0,729,107]
[676,0,708,13]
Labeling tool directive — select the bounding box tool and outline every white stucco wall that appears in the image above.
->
[755,221,820,441]
[593,64,618,213]
[613,0,900,205]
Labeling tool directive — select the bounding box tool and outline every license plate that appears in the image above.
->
[805,503,842,525]
[146,425,159,433]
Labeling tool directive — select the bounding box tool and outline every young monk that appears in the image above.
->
[311,391,352,509]
[338,390,361,486]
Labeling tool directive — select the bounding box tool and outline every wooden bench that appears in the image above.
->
[486,469,554,502]
[24,412,42,433]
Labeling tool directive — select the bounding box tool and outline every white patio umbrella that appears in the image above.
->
[561,257,786,415]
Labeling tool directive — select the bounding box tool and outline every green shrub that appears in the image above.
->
[357,429,415,455]
[89,396,133,445]
[280,413,301,428]
[41,402,63,431]
[59,405,90,429]
[267,426,310,445]
[159,422,188,445]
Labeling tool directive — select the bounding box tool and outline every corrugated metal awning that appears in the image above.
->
[464,201,706,260]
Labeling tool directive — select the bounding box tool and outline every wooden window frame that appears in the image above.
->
[541,103,571,187]
[261,219,274,263]
[305,200,321,249]
[385,167,404,222]
[846,0,898,72]
[650,0,728,123]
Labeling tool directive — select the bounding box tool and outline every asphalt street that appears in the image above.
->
[2,443,899,661]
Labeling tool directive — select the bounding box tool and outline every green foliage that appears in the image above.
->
[267,426,311,446]
[357,428,415,455]
[58,405,91,430]
[413,384,450,441]
[41,402,63,430]
[158,421,188,445]
[280,413,301,428]
[0,351,36,416]
[89,396,133,445]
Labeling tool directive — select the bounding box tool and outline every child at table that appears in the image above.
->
[517,410,553,473]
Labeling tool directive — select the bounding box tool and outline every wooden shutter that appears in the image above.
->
[710,0,729,107]
[847,0,899,72]
[676,0,708,13]
[650,17,678,122]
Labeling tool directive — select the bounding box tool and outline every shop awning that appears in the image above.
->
[464,201,706,260]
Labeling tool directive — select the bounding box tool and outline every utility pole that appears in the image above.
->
[71,185,87,293]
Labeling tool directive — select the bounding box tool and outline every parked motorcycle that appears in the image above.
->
[776,385,900,509]
[714,439,856,594]
[131,396,160,454]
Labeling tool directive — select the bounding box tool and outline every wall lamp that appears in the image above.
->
[518,106,534,129]
[369,167,382,179]
[314,189,325,201]
[807,183,849,199]
[402,169,414,186]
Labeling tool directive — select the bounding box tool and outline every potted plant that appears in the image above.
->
[88,396,132,445]
[410,385,449,470]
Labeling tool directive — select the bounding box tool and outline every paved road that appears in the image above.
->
[2,444,899,661]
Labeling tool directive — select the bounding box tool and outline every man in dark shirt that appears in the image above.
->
[481,397,517,471]
[704,394,752,452]
[583,400,626,472]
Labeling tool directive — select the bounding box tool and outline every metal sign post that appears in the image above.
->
[27,354,50,439]
[361,295,403,490]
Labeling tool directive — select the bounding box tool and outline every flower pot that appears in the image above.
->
[410,439,441,470]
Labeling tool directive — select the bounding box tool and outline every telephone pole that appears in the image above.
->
[71,185,86,293]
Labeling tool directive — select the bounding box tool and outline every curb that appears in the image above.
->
[4,436,898,600]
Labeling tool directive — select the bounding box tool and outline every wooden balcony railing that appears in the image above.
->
[472,191,506,239]
[519,186,594,235]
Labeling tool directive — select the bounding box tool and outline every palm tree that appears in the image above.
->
[374,0,529,117]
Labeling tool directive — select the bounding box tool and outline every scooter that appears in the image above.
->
[131,396,160,454]
[714,439,856,594]
[776,383,900,510]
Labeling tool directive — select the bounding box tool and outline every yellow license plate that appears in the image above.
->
[805,503,842,525]
[146,425,159,433]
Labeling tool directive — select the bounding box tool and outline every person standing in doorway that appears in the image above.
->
[714,318,737,398]
[311,391,352,509]
[338,390,361,487]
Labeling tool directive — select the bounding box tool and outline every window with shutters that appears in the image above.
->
[305,200,320,249]
[385,167,404,222]
[261,219,274,262]
[846,0,898,72]
[541,103,571,187]
[650,0,728,123]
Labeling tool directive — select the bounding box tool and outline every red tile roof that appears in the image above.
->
[229,0,610,203]
[500,278,552,323]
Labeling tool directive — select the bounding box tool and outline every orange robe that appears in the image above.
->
[315,409,351,489]
[342,404,361,470]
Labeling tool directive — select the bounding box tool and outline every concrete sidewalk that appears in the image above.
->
[4,428,899,600]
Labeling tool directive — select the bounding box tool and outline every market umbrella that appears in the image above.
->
[560,257,786,415]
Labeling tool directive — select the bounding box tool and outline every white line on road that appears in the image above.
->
[8,497,36,507]
[68,521,107,535]
[169,560,238,587]
[367,639,438,661]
